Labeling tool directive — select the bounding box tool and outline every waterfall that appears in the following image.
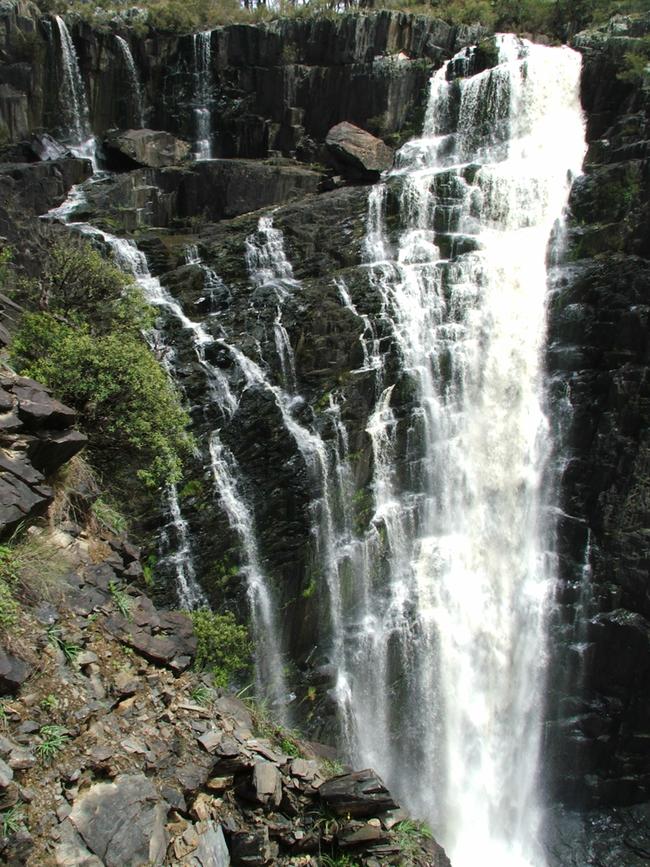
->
[53,16,92,147]
[193,32,214,161]
[115,35,145,129]
[328,36,587,866]
[46,187,288,709]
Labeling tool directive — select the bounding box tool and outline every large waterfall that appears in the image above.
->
[326,36,587,866]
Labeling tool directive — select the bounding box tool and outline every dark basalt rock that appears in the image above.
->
[0,373,87,538]
[0,650,30,696]
[545,12,650,812]
[319,769,399,817]
[68,773,168,866]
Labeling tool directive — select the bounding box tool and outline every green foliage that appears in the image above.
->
[190,609,252,687]
[392,819,434,863]
[620,35,650,82]
[10,238,192,490]
[180,479,205,500]
[320,757,345,779]
[280,736,301,757]
[36,724,69,762]
[12,314,191,489]
[301,575,317,600]
[0,246,12,292]
[46,626,81,664]
[352,488,373,535]
[320,855,359,867]
[189,683,213,705]
[0,548,19,631]
[91,498,128,535]
[209,557,240,590]
[108,580,131,619]
[244,696,305,756]
[40,694,59,711]
[142,553,157,588]
[1,803,25,837]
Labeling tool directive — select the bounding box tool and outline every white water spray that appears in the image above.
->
[331,36,586,867]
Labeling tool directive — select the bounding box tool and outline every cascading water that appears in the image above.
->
[326,36,587,866]
[52,16,93,154]
[115,35,145,129]
[192,32,214,161]
[46,187,288,710]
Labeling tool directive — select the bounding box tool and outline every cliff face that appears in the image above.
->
[545,13,650,814]
[1,2,650,861]
[1,3,483,156]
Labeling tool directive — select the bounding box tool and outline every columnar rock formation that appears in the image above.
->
[0,3,649,865]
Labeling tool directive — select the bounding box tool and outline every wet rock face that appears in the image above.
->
[545,12,650,810]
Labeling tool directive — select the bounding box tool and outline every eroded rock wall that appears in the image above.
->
[546,13,650,810]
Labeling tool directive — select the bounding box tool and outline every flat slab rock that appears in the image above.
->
[67,773,168,866]
[318,769,399,817]
[325,121,394,179]
[104,128,191,169]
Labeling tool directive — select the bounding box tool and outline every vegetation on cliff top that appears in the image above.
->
[7,237,192,491]
[37,0,649,38]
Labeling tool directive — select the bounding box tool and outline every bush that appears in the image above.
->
[10,237,192,490]
[190,609,252,687]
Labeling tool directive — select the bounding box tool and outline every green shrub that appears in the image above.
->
[10,238,191,490]
[619,36,650,83]
[91,498,128,535]
[190,609,252,687]
[11,313,191,489]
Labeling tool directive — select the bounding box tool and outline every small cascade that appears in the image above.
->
[207,434,288,718]
[52,16,94,155]
[245,215,297,298]
[115,35,145,128]
[192,32,214,161]
[184,244,228,310]
[160,485,208,610]
[46,184,287,708]
[322,35,587,867]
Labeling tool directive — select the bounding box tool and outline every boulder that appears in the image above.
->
[69,773,168,867]
[188,821,230,867]
[325,122,394,180]
[318,769,398,817]
[229,828,272,866]
[104,129,191,169]
[0,650,30,695]
[251,760,282,807]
